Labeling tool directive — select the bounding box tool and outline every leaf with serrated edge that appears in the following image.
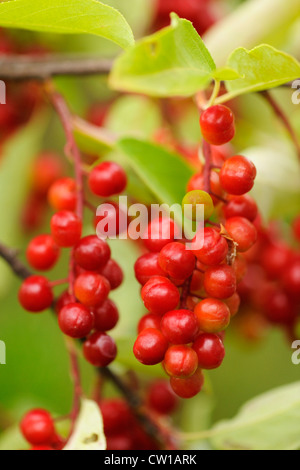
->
[63,399,106,450]
[223,45,300,100]
[0,0,134,49]
[109,14,216,97]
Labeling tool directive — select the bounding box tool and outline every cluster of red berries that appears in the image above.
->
[20,409,64,451]
[100,379,177,450]
[235,214,300,340]
[153,0,217,36]
[133,104,258,399]
[19,159,127,368]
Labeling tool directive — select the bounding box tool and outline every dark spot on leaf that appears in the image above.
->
[83,433,98,444]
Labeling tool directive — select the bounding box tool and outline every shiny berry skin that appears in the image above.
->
[88,162,127,197]
[58,303,94,338]
[192,227,228,266]
[281,260,300,300]
[200,105,235,146]
[261,243,292,280]
[100,399,133,435]
[141,276,180,315]
[204,265,237,299]
[193,333,225,369]
[170,368,204,399]
[74,272,110,308]
[20,409,55,445]
[134,253,166,286]
[223,195,258,222]
[194,298,231,332]
[220,156,256,195]
[147,380,178,415]
[164,345,198,378]
[19,276,53,313]
[137,313,161,334]
[143,217,178,253]
[293,216,300,242]
[50,211,82,247]
[93,299,119,332]
[99,259,123,290]
[187,171,224,206]
[74,235,111,271]
[133,328,168,365]
[159,242,195,280]
[225,217,257,253]
[161,309,198,344]
[48,177,77,212]
[182,190,214,221]
[83,332,117,367]
[26,235,60,271]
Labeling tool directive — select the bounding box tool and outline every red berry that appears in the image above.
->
[293,216,300,242]
[58,303,94,338]
[262,286,297,325]
[55,290,73,314]
[170,368,204,399]
[32,153,64,196]
[159,242,195,280]
[192,227,228,266]
[204,265,237,299]
[83,332,117,367]
[193,333,225,369]
[99,259,123,290]
[93,299,119,332]
[233,254,247,283]
[133,328,168,365]
[141,276,180,315]
[74,272,110,308]
[147,380,178,415]
[50,211,82,247]
[223,195,258,222]
[281,260,300,300]
[48,177,77,212]
[26,234,60,271]
[74,235,111,271]
[261,243,292,280]
[137,313,162,334]
[194,298,231,332]
[100,399,133,435]
[220,156,256,195]
[89,162,127,197]
[164,345,198,378]
[224,293,241,317]
[225,217,257,253]
[134,253,166,286]
[200,105,235,146]
[143,217,179,253]
[95,201,128,237]
[20,409,55,445]
[187,171,224,206]
[161,309,198,344]
[19,275,53,313]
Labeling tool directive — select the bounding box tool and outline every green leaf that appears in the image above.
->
[109,14,216,97]
[0,0,134,50]
[73,116,116,156]
[221,45,300,101]
[117,137,194,221]
[63,399,106,450]
[210,382,300,450]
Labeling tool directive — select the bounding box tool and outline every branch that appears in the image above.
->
[0,55,112,81]
[0,240,167,448]
[261,90,300,161]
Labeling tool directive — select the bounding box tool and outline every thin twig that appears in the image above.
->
[261,90,300,161]
[0,242,31,279]
[0,55,112,81]
[203,140,212,193]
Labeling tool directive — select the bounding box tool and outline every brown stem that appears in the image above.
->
[0,242,31,279]
[261,90,300,161]
[202,140,212,193]
[66,338,82,438]
[0,55,112,81]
